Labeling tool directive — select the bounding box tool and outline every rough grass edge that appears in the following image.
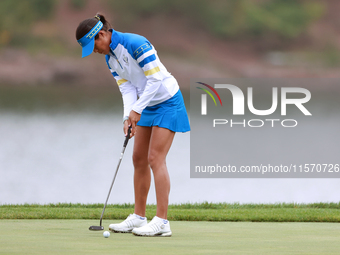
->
[1,202,340,209]
[1,202,340,222]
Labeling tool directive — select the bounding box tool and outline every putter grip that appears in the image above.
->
[123,126,132,147]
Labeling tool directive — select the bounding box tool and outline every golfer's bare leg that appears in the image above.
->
[148,127,175,219]
[133,126,152,217]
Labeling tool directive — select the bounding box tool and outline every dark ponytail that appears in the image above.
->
[75,12,112,41]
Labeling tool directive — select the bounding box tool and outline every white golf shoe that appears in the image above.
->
[109,214,147,233]
[132,216,172,237]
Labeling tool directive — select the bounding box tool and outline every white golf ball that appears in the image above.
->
[103,231,110,238]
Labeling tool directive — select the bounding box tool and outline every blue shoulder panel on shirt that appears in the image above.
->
[133,41,152,60]
[109,29,153,61]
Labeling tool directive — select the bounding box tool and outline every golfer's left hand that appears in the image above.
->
[128,110,141,137]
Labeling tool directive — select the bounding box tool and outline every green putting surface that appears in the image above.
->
[0,220,339,255]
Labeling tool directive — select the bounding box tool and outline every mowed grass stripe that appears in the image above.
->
[1,203,340,222]
[1,220,340,255]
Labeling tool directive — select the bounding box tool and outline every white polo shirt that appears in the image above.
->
[105,29,179,118]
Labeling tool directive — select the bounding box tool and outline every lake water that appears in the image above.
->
[1,111,339,205]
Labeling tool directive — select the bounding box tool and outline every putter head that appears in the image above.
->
[89,225,104,231]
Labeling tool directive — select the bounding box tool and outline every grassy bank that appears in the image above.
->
[1,203,339,222]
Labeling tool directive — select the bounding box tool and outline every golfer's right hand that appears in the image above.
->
[123,120,132,138]
[128,110,141,137]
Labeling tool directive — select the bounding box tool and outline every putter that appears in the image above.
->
[89,126,132,231]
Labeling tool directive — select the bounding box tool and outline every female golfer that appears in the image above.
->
[76,14,190,237]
